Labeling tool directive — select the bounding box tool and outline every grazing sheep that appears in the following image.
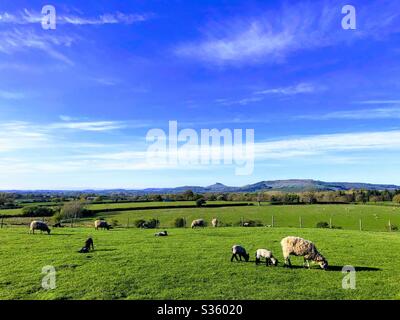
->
[211,218,219,227]
[243,222,250,227]
[191,219,205,229]
[79,237,94,253]
[231,245,250,262]
[155,230,168,236]
[94,220,112,230]
[255,249,278,266]
[29,221,51,235]
[281,236,328,270]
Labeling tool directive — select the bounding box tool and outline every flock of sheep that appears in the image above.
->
[29,217,329,270]
[230,237,328,270]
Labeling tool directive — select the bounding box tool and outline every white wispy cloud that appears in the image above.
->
[297,107,400,120]
[0,28,75,65]
[0,9,152,26]
[175,1,400,65]
[59,12,151,25]
[356,100,400,105]
[218,82,317,106]
[50,121,126,132]
[255,130,400,159]
[2,119,400,175]
[0,121,49,152]
[0,9,152,65]
[91,77,119,86]
[256,83,317,95]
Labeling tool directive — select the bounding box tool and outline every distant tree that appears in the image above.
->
[62,200,85,227]
[369,195,382,203]
[392,194,400,204]
[217,194,227,201]
[301,192,317,204]
[182,190,195,201]
[0,193,13,207]
[22,206,54,217]
[196,198,206,207]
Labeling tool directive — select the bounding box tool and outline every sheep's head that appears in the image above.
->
[271,257,278,266]
[47,229,51,235]
[315,255,328,270]
[244,253,250,262]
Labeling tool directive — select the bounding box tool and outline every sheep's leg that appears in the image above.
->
[255,257,260,265]
[303,258,310,269]
[231,254,238,262]
[284,257,291,268]
[239,254,242,261]
[266,258,271,266]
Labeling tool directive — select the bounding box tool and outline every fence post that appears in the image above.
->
[127,218,129,228]
[271,215,274,228]
[241,217,243,226]
[329,217,332,229]
[359,219,362,231]
[388,219,392,232]
[299,216,302,228]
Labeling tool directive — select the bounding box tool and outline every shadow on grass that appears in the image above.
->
[327,265,380,272]
[278,265,380,272]
[245,262,380,272]
[93,248,117,252]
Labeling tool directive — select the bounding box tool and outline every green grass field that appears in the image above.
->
[0,201,249,217]
[86,200,239,210]
[0,208,23,216]
[92,204,400,232]
[0,226,399,300]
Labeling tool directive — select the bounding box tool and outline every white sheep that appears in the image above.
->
[29,221,51,235]
[255,249,278,266]
[231,245,250,262]
[94,220,112,230]
[281,236,328,270]
[191,219,205,228]
[211,218,218,227]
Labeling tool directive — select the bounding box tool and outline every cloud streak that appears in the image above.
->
[218,82,317,106]
[297,107,400,120]
[175,1,400,65]
[0,9,152,26]
[0,28,75,65]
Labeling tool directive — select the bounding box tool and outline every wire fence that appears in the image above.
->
[1,215,398,233]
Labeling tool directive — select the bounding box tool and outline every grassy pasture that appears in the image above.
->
[92,204,400,232]
[0,201,250,217]
[85,201,239,210]
[0,226,399,300]
[0,208,23,216]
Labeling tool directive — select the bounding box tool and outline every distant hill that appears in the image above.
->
[4,179,400,195]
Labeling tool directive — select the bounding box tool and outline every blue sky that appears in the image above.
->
[1,0,400,189]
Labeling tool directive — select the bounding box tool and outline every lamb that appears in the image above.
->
[94,220,112,230]
[255,249,278,266]
[191,219,205,228]
[281,236,328,270]
[79,237,94,253]
[211,218,218,227]
[155,230,168,236]
[231,245,250,262]
[29,221,51,235]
